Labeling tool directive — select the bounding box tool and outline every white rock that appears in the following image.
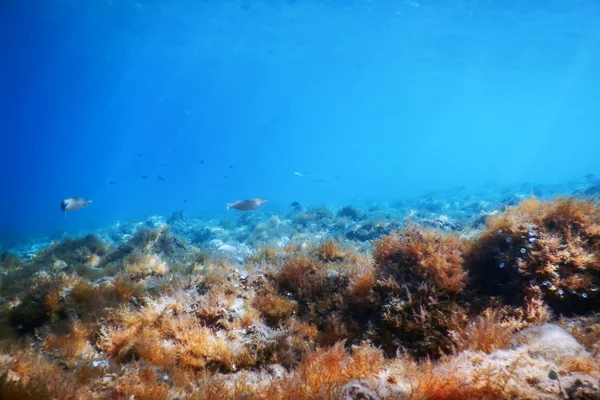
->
[210,239,225,248]
[218,244,237,252]
[514,323,588,358]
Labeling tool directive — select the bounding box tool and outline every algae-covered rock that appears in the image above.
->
[469,198,600,315]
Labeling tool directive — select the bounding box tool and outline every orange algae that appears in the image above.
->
[470,198,600,314]
[0,198,599,398]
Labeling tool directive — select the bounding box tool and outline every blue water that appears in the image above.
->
[2,0,600,246]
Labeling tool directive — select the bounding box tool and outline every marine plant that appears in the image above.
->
[469,198,600,314]
[370,227,471,357]
[0,197,599,398]
[252,287,297,325]
[311,240,346,262]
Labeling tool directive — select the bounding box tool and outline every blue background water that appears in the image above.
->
[2,0,600,246]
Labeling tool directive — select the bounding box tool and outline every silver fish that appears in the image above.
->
[61,197,92,214]
[226,198,268,211]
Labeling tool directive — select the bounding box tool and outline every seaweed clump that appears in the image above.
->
[371,228,471,357]
[34,234,110,269]
[0,197,599,398]
[470,198,600,315]
[271,243,374,347]
[0,251,22,271]
[265,230,473,358]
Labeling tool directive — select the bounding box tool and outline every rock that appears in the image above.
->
[565,379,600,400]
[218,244,237,252]
[144,215,166,229]
[228,298,245,319]
[418,197,447,213]
[268,215,281,228]
[210,239,225,248]
[190,227,215,245]
[449,324,599,399]
[338,380,381,400]
[501,193,529,208]
[346,222,399,242]
[418,215,462,232]
[514,324,587,358]
[266,364,287,380]
[338,205,362,221]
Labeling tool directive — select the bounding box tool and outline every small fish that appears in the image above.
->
[290,201,302,208]
[229,165,234,169]
[138,153,144,157]
[224,175,228,179]
[109,181,116,185]
[61,197,92,215]
[183,199,188,203]
[51,260,68,271]
[141,175,148,179]
[227,198,268,211]
[293,172,303,177]
[157,175,166,181]
[548,369,559,381]
[160,164,165,167]
[200,160,205,164]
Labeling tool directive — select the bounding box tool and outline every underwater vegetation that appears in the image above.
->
[471,198,600,315]
[0,198,599,399]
